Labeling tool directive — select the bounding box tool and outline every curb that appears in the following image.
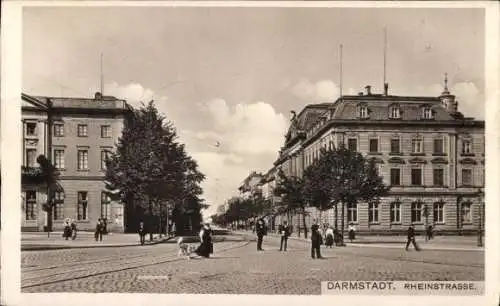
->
[21,237,174,251]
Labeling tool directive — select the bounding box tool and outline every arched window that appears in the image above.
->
[422,106,434,119]
[389,105,401,119]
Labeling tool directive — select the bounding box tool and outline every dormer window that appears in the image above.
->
[389,105,401,119]
[422,106,434,119]
[357,104,369,119]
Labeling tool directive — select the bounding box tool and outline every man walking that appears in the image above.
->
[405,225,420,251]
[138,221,146,245]
[256,218,266,251]
[278,221,291,251]
[95,218,103,242]
[311,223,323,259]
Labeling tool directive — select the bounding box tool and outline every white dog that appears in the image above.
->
[177,237,196,259]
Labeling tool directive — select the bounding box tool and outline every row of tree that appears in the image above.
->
[105,101,207,238]
[211,195,272,229]
[212,145,390,243]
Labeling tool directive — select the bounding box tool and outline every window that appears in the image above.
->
[101,125,112,138]
[368,202,379,223]
[390,138,401,154]
[462,169,472,186]
[54,150,65,169]
[77,150,89,170]
[26,149,37,167]
[54,124,64,137]
[411,168,423,186]
[369,138,379,153]
[53,192,65,220]
[390,168,401,186]
[25,190,37,220]
[461,202,472,223]
[359,106,369,118]
[433,168,444,186]
[26,122,37,136]
[347,203,358,223]
[433,202,444,223]
[101,192,111,219]
[101,150,111,170]
[462,139,473,154]
[77,124,88,137]
[390,106,401,119]
[348,138,357,151]
[411,137,423,154]
[77,191,88,221]
[422,107,433,119]
[411,202,422,223]
[390,202,401,223]
[433,138,444,154]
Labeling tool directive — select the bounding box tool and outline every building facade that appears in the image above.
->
[21,92,132,232]
[272,82,485,235]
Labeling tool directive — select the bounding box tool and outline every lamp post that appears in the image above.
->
[477,188,484,247]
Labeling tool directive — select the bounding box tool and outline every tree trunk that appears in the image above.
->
[302,209,308,239]
[149,198,153,242]
[341,201,345,244]
[334,203,338,229]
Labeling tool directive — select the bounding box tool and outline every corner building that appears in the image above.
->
[21,92,132,232]
[274,83,484,235]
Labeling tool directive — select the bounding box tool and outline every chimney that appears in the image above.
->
[384,83,389,96]
[365,85,372,95]
[94,92,103,100]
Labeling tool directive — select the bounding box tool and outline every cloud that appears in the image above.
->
[204,99,288,155]
[104,82,159,108]
[292,79,340,102]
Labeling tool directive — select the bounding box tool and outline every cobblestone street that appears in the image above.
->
[21,232,484,294]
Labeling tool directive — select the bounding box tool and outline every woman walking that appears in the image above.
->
[195,223,213,258]
[325,226,334,248]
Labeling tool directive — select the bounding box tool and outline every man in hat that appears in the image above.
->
[405,225,420,251]
[256,218,266,251]
[278,220,291,251]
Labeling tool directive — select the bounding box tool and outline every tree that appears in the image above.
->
[274,169,310,238]
[36,155,60,237]
[105,101,206,237]
[303,145,390,244]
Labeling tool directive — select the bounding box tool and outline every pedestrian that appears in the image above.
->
[71,219,77,240]
[278,220,291,251]
[311,223,323,259]
[256,218,266,251]
[348,222,356,242]
[138,221,146,245]
[195,223,213,258]
[63,218,71,240]
[405,225,420,251]
[95,218,103,242]
[426,225,433,241]
[325,226,334,248]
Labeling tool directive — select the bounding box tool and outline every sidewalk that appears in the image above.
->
[234,230,484,252]
[20,231,173,251]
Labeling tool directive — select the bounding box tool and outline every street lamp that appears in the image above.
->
[477,188,484,247]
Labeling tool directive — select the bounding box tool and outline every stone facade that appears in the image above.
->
[271,82,485,235]
[21,93,131,232]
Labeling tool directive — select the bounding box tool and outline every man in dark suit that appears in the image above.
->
[311,223,323,259]
[405,225,420,251]
[278,221,291,251]
[256,218,266,251]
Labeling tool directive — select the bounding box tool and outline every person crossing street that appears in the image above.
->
[278,221,291,251]
[405,225,420,251]
[256,218,267,251]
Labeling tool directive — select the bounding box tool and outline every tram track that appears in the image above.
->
[22,239,252,290]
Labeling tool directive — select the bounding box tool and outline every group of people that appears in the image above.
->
[62,218,77,240]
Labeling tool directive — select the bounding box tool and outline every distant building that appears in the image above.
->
[272,80,485,235]
[21,92,132,232]
[238,171,264,200]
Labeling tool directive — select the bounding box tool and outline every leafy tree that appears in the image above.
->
[303,145,390,244]
[274,169,310,238]
[105,101,206,237]
[35,155,60,237]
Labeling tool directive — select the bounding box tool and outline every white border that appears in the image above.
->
[2,1,499,306]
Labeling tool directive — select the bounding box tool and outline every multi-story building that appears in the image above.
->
[238,171,264,200]
[21,92,132,232]
[273,80,485,235]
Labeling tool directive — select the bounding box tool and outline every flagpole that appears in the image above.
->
[339,44,343,99]
[383,27,387,86]
[100,53,104,99]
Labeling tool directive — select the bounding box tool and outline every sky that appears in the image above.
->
[22,6,485,218]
